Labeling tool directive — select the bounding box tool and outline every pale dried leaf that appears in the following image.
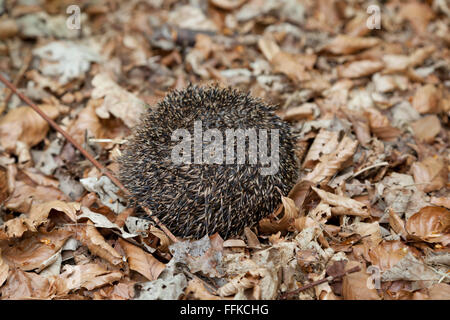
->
[411,156,447,193]
[312,187,369,218]
[56,263,122,295]
[338,60,384,78]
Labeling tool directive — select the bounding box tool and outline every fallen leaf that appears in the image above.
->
[342,261,381,300]
[0,201,80,240]
[322,35,380,55]
[0,104,59,152]
[55,263,122,295]
[259,196,300,233]
[411,156,447,193]
[312,187,370,218]
[1,229,72,271]
[70,221,123,266]
[0,249,9,287]
[399,1,434,35]
[410,115,442,143]
[406,206,450,245]
[0,268,55,299]
[338,60,384,78]
[119,238,165,281]
[412,84,441,114]
[368,240,410,272]
[92,73,146,128]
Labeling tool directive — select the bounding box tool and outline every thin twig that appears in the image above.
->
[0,73,179,243]
[349,162,389,180]
[3,51,33,107]
[280,266,361,299]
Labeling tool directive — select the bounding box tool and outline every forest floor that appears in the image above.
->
[0,0,449,300]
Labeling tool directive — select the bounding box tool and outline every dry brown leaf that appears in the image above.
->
[427,283,450,300]
[217,270,261,297]
[282,103,317,121]
[287,180,314,210]
[118,238,165,281]
[322,35,380,55]
[21,168,59,188]
[55,263,122,295]
[338,60,384,78]
[399,1,434,35]
[1,229,72,271]
[0,249,9,287]
[92,73,146,128]
[0,201,80,240]
[67,99,105,145]
[342,261,381,300]
[312,187,369,218]
[304,136,358,184]
[411,156,447,193]
[381,251,442,282]
[0,268,55,299]
[71,220,123,266]
[412,84,441,114]
[368,240,410,272]
[259,196,299,233]
[430,197,450,210]
[351,221,382,246]
[406,206,450,245]
[409,46,436,68]
[258,37,311,82]
[271,51,311,82]
[149,225,171,252]
[244,227,260,248]
[0,104,59,152]
[388,209,408,239]
[223,239,246,248]
[169,234,224,278]
[5,179,70,214]
[366,108,401,141]
[410,115,442,143]
[303,129,339,169]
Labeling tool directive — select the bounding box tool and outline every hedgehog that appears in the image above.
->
[119,85,299,239]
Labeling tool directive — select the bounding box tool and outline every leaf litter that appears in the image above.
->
[0,0,449,300]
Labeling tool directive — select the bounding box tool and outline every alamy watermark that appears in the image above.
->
[366,4,381,30]
[66,5,81,30]
[170,121,280,176]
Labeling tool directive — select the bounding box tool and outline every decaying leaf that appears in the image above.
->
[322,35,380,55]
[411,156,447,193]
[119,238,165,281]
[312,187,369,218]
[342,261,380,300]
[0,201,80,240]
[0,104,60,152]
[259,196,299,233]
[92,74,146,126]
[0,268,55,299]
[55,263,123,295]
[406,206,450,245]
[70,220,123,266]
[1,229,72,271]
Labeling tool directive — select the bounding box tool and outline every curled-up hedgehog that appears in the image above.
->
[119,85,299,239]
